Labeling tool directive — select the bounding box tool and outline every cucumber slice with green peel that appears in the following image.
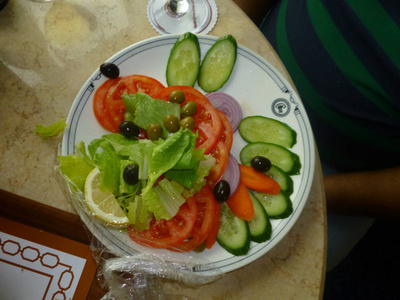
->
[253,191,293,219]
[238,116,297,148]
[265,165,294,196]
[240,142,301,175]
[217,202,250,256]
[248,190,272,243]
[198,35,237,92]
[166,32,200,87]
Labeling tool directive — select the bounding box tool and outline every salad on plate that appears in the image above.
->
[58,33,303,258]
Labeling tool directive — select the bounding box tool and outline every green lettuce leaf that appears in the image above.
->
[35,118,67,139]
[57,141,95,191]
[144,178,186,220]
[141,129,190,197]
[126,195,152,231]
[113,139,156,180]
[172,131,200,170]
[123,93,180,138]
[165,167,198,189]
[102,133,139,153]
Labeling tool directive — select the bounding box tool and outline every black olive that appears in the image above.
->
[251,156,272,172]
[213,180,231,203]
[100,62,120,79]
[119,121,140,138]
[123,164,139,185]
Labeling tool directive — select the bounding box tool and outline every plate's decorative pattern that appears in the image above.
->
[62,35,315,275]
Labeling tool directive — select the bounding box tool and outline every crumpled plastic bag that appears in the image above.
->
[98,254,221,299]
[88,235,222,300]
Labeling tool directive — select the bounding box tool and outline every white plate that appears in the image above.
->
[61,34,315,276]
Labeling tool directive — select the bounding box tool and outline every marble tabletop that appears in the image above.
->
[0,0,327,298]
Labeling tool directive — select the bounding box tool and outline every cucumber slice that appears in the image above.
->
[253,191,293,219]
[265,165,294,196]
[166,32,200,87]
[198,35,237,92]
[248,190,272,243]
[238,116,297,148]
[240,142,301,175]
[217,203,250,256]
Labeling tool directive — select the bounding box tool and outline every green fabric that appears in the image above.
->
[274,0,400,150]
[348,0,400,70]
[307,0,400,121]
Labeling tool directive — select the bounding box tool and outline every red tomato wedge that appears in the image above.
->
[206,140,229,186]
[93,75,165,132]
[239,164,281,194]
[123,75,166,97]
[217,110,233,152]
[93,78,122,132]
[204,203,221,249]
[155,86,223,154]
[127,196,197,248]
[170,185,217,252]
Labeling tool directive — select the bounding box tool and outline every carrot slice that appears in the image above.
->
[239,164,281,195]
[226,181,255,221]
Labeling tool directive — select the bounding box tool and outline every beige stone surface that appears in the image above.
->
[0,0,326,298]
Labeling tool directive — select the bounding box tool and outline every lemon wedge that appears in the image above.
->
[84,167,129,226]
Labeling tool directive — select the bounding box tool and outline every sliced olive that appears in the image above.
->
[119,121,140,138]
[213,180,231,203]
[100,62,120,79]
[251,156,272,172]
[123,164,139,185]
[181,101,197,117]
[147,123,163,140]
[163,114,180,133]
[169,90,185,104]
[180,116,195,131]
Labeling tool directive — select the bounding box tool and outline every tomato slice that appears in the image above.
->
[217,110,233,152]
[124,75,166,97]
[205,203,221,249]
[156,86,223,154]
[93,75,165,132]
[206,140,229,186]
[103,79,127,131]
[127,196,197,248]
[93,78,122,132]
[170,185,217,252]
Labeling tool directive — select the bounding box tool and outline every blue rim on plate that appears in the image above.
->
[61,34,315,275]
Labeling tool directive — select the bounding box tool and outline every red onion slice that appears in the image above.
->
[206,92,243,132]
[222,154,241,196]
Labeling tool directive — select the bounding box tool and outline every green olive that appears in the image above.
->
[181,101,197,117]
[147,123,163,140]
[169,90,185,104]
[163,114,180,133]
[180,116,195,131]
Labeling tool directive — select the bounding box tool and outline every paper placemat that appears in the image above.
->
[0,217,97,300]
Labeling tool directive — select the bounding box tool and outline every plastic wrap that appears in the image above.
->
[55,151,223,299]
